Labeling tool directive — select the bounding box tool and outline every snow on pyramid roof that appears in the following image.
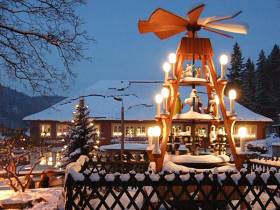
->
[23,80,272,122]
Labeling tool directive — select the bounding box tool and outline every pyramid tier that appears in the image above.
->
[179,77,210,86]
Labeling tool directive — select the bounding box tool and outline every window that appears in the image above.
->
[112,125,122,137]
[136,126,146,137]
[125,126,134,137]
[40,124,51,137]
[112,123,147,137]
[233,124,257,139]
[56,124,68,137]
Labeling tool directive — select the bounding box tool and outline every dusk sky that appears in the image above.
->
[6,0,280,96]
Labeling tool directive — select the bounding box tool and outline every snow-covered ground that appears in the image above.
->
[246,133,280,156]
[0,187,64,210]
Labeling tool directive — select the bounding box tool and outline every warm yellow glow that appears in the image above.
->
[162,62,171,73]
[238,127,247,138]
[161,87,169,98]
[155,94,163,104]
[147,127,154,137]
[168,53,176,64]
[229,89,237,100]
[219,54,228,65]
[153,126,161,137]
[215,95,220,105]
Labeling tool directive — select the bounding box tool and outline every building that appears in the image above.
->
[23,80,273,147]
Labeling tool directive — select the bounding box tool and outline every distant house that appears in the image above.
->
[23,80,273,147]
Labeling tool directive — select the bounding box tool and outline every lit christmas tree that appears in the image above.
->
[64,97,99,164]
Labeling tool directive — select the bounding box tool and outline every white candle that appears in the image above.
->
[228,89,236,115]
[219,55,228,79]
[152,137,161,155]
[155,94,163,116]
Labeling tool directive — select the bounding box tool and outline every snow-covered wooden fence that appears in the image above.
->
[64,156,280,209]
[248,157,280,172]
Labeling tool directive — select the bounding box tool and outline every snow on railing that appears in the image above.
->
[65,157,280,186]
[65,157,280,210]
[248,156,280,172]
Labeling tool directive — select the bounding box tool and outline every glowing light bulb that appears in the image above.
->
[162,62,171,73]
[168,53,176,64]
[161,87,169,98]
[153,126,161,137]
[147,127,154,137]
[229,89,237,100]
[155,94,163,104]
[220,54,228,65]
[238,127,247,138]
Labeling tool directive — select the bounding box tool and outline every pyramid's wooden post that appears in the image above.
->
[208,56,241,169]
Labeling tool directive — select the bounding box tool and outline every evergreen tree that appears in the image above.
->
[64,97,99,164]
[267,44,280,117]
[255,50,272,117]
[242,58,256,109]
[227,43,244,101]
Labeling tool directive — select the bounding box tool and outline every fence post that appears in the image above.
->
[65,174,73,210]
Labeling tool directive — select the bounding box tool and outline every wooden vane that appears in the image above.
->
[138,4,247,39]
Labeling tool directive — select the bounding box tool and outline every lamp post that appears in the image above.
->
[152,126,161,155]
[113,96,125,160]
[228,89,236,115]
[155,94,163,116]
[168,53,176,79]
[219,54,228,79]
[161,87,170,114]
[163,62,171,82]
[238,127,247,152]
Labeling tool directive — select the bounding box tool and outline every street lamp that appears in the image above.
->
[161,87,170,114]
[152,126,161,155]
[163,62,171,82]
[113,96,125,160]
[219,54,228,79]
[155,94,163,116]
[228,89,236,115]
[238,127,247,152]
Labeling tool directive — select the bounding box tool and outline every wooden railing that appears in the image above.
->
[65,156,280,210]
[247,157,280,172]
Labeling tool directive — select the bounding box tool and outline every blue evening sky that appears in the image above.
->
[7,1,280,95]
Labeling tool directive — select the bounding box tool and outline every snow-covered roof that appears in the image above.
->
[23,80,272,122]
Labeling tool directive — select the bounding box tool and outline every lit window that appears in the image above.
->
[56,124,69,137]
[40,124,51,137]
[233,125,257,139]
[136,126,146,137]
[112,125,122,136]
[125,126,134,137]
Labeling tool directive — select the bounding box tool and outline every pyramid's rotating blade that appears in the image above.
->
[138,20,186,34]
[146,8,187,25]
[187,4,205,25]
[204,11,242,24]
[205,22,248,34]
[202,26,233,39]
[155,29,186,40]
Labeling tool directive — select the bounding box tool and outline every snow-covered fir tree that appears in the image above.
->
[241,58,256,109]
[268,44,280,117]
[64,97,99,164]
[227,42,244,99]
[255,50,272,117]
